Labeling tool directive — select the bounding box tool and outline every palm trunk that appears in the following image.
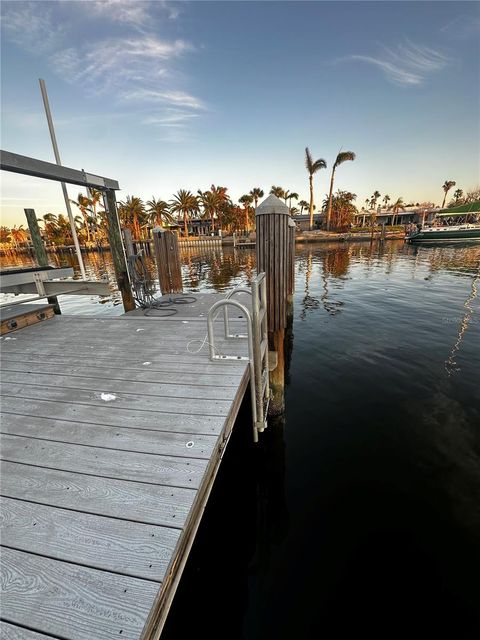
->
[442,192,448,208]
[211,213,215,233]
[183,211,189,238]
[245,207,249,232]
[85,219,91,243]
[326,166,336,231]
[308,174,314,230]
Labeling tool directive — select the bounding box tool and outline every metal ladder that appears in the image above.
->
[207,273,270,442]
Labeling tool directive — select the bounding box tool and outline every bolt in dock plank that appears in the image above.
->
[0,295,250,639]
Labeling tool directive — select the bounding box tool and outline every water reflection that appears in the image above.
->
[2,240,480,638]
[445,268,479,375]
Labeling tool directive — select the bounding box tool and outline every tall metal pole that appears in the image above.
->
[39,78,87,280]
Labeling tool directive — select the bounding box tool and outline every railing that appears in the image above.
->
[207,273,269,442]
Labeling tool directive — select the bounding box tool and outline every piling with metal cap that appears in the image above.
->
[256,195,292,416]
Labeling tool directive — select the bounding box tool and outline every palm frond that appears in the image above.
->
[312,159,327,172]
[305,147,314,174]
[334,151,356,167]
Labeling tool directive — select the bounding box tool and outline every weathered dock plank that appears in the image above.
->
[2,435,208,489]
[0,621,54,640]
[1,461,193,527]
[0,382,234,416]
[0,396,226,435]
[0,302,250,639]
[1,414,217,459]
[1,349,246,373]
[0,370,238,401]
[1,548,159,640]
[0,497,179,581]
[0,359,242,386]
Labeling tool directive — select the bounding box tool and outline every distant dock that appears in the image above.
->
[0,295,251,639]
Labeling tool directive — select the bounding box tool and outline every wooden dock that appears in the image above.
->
[0,295,252,639]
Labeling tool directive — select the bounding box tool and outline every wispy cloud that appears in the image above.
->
[2,1,203,142]
[51,37,192,88]
[339,40,450,86]
[1,1,65,53]
[440,14,480,40]
[89,0,181,28]
[89,0,152,28]
[122,89,206,110]
[143,110,200,127]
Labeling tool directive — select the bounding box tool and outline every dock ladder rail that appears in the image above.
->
[207,273,270,443]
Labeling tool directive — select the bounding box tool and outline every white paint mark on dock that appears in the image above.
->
[100,393,117,402]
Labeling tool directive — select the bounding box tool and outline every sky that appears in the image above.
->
[1,0,479,227]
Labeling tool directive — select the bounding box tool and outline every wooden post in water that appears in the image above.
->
[24,208,61,314]
[256,195,290,416]
[103,189,135,312]
[153,228,183,295]
[122,228,135,259]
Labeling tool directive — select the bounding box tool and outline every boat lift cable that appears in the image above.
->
[127,253,196,316]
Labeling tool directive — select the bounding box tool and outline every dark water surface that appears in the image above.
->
[3,241,480,638]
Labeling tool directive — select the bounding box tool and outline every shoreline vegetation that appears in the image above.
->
[2,145,478,256]
[0,228,408,258]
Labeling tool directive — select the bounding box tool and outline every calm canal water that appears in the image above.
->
[2,241,480,639]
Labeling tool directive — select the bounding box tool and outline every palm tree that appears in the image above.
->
[146,197,174,228]
[389,197,405,226]
[118,196,145,239]
[441,180,456,208]
[9,225,28,249]
[87,188,105,238]
[270,186,285,199]
[453,188,464,205]
[71,193,92,242]
[39,213,59,242]
[169,189,198,237]
[287,192,299,210]
[305,147,327,230]
[210,185,230,230]
[197,189,220,233]
[56,214,74,243]
[298,200,309,214]
[365,198,370,210]
[326,150,356,230]
[249,187,264,209]
[383,194,390,209]
[239,194,254,231]
[370,190,381,211]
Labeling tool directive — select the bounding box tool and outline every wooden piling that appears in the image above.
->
[122,228,135,259]
[24,208,61,314]
[153,228,184,295]
[256,195,291,416]
[103,189,135,312]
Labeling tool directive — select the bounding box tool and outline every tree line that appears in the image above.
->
[2,146,478,248]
